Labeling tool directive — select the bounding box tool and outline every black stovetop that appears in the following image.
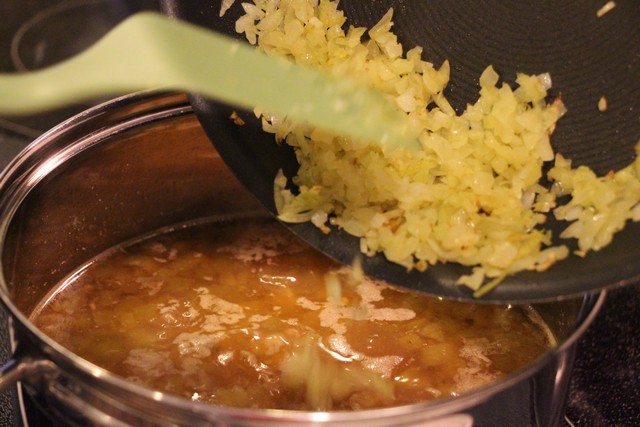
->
[0,1,639,426]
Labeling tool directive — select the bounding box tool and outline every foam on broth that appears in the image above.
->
[30,218,554,410]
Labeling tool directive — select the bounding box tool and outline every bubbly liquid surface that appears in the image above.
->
[31,219,553,410]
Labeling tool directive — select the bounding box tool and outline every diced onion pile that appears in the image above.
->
[233,0,640,294]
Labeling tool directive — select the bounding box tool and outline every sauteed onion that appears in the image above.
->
[234,0,640,294]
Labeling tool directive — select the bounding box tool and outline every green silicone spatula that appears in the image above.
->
[0,11,416,149]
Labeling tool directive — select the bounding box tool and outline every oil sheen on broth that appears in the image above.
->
[31,218,553,410]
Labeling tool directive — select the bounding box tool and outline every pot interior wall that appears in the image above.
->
[2,104,263,315]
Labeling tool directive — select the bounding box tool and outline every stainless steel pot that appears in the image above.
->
[0,92,604,426]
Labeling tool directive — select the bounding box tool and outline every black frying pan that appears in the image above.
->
[161,0,640,302]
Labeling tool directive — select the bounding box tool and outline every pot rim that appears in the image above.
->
[0,91,607,424]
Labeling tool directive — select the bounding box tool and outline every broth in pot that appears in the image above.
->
[31,217,554,411]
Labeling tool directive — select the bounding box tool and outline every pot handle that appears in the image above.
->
[0,357,56,393]
[1,357,131,426]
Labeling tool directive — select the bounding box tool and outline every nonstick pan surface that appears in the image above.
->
[162,0,640,302]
